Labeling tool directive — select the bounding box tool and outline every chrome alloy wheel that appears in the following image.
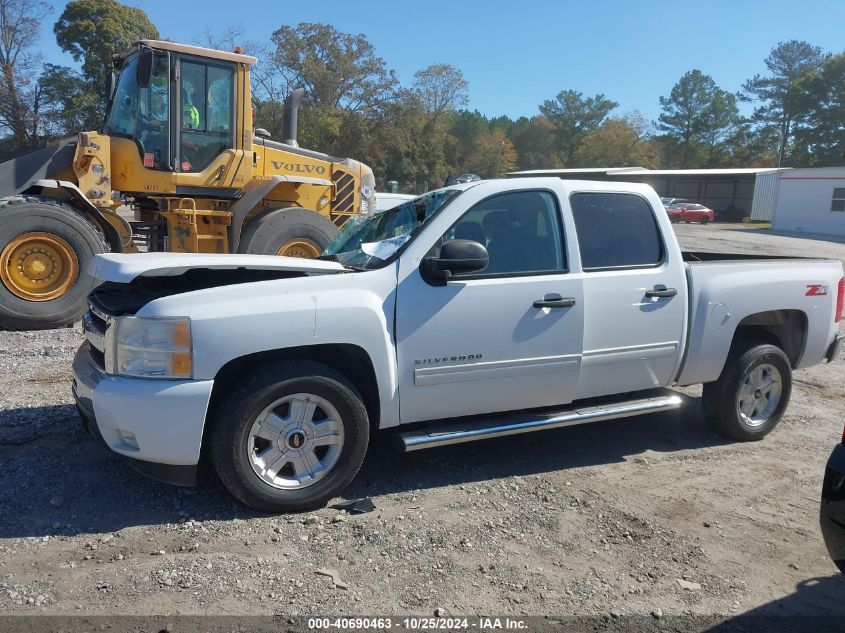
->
[736,363,782,427]
[247,393,345,489]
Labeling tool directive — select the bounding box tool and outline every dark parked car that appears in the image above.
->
[821,422,845,574]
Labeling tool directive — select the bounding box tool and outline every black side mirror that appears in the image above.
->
[137,49,154,89]
[422,239,489,285]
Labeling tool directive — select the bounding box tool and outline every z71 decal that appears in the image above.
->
[806,284,829,296]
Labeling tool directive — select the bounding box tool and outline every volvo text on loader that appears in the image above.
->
[0,40,376,330]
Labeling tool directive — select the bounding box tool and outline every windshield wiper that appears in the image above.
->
[318,253,366,272]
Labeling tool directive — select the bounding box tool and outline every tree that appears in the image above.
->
[508,115,558,170]
[574,115,661,168]
[412,63,468,123]
[50,0,158,131]
[794,52,845,166]
[0,0,50,152]
[699,89,739,166]
[39,63,99,137]
[742,40,828,166]
[465,129,516,178]
[269,22,397,113]
[54,0,159,93]
[448,109,488,167]
[656,70,736,168]
[539,90,617,165]
[722,121,779,167]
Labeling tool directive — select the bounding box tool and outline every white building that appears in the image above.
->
[752,167,845,238]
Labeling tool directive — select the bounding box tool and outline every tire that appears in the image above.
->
[0,196,108,330]
[701,216,710,225]
[702,342,792,441]
[210,360,370,512]
[239,207,339,258]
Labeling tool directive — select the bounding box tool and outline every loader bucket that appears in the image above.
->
[0,137,76,199]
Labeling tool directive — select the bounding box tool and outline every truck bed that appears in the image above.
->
[682,251,815,262]
[677,255,843,386]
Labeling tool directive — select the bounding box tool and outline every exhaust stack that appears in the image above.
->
[282,87,305,147]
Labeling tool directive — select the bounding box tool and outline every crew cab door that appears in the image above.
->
[395,185,584,424]
[568,191,687,399]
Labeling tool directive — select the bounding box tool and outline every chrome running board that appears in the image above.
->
[397,393,683,452]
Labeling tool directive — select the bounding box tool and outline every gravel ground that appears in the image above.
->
[0,223,844,624]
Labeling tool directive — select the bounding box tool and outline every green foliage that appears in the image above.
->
[508,116,558,170]
[742,40,828,165]
[54,0,159,93]
[4,13,844,180]
[794,52,845,166]
[412,63,468,122]
[269,22,397,113]
[539,90,618,165]
[656,70,738,168]
[575,116,660,169]
[39,64,100,137]
[48,0,158,131]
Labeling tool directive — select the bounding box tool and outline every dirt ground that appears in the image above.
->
[0,223,843,627]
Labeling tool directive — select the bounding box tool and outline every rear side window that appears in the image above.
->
[570,192,663,270]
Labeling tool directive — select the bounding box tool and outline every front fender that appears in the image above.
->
[137,265,400,427]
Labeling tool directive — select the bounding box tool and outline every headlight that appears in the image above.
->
[112,317,192,379]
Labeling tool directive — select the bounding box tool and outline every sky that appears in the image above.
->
[37,0,845,123]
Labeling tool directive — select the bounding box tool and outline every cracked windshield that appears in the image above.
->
[321,189,461,268]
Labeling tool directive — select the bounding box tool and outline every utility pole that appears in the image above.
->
[494,140,505,178]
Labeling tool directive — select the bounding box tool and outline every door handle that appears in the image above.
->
[645,287,678,298]
[533,295,576,308]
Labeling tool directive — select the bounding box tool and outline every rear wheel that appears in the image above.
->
[210,361,370,512]
[702,342,792,441]
[239,208,339,258]
[0,197,107,330]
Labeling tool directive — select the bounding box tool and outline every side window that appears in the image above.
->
[570,192,663,270]
[179,59,234,172]
[438,190,565,276]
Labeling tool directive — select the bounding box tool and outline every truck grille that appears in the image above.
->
[83,299,112,370]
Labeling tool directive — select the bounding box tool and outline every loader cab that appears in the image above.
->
[105,40,255,195]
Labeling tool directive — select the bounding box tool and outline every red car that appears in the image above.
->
[667,202,714,224]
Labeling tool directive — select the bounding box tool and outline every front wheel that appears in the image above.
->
[700,216,710,225]
[702,342,792,441]
[210,361,369,512]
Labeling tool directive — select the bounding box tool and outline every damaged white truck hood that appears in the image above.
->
[91,253,346,283]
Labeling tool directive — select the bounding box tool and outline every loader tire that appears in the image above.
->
[0,197,107,330]
[239,207,339,259]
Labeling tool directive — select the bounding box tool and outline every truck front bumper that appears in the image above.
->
[71,341,214,487]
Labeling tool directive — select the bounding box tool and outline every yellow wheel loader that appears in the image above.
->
[0,40,376,330]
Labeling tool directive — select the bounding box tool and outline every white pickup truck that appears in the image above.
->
[72,178,845,512]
